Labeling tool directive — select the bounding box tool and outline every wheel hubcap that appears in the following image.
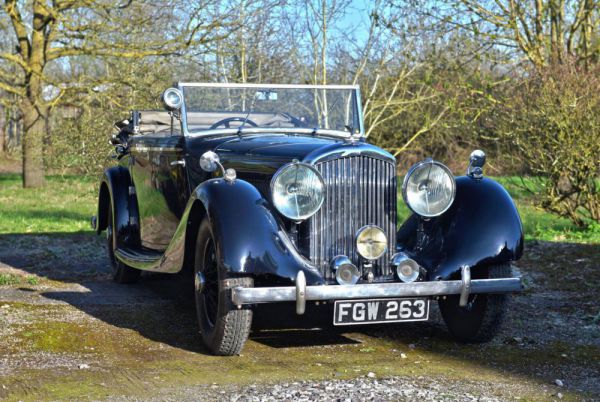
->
[195,271,205,293]
[463,295,478,312]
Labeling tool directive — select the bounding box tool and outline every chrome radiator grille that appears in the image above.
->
[307,155,397,280]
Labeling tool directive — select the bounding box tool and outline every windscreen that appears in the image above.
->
[181,85,360,135]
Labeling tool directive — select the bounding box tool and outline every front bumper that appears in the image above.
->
[231,266,523,315]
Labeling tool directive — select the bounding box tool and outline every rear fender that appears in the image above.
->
[96,166,140,248]
[397,176,524,280]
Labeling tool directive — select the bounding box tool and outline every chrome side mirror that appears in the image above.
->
[199,151,238,182]
[467,149,486,179]
[162,87,183,111]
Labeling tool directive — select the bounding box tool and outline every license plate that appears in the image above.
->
[333,298,430,326]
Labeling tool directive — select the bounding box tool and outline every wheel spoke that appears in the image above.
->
[198,235,220,327]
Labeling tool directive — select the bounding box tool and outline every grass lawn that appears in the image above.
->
[0,172,598,243]
[0,173,97,234]
[494,176,600,243]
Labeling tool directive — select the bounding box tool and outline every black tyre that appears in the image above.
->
[439,263,512,343]
[106,201,141,284]
[194,218,253,356]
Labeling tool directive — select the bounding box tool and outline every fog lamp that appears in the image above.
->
[356,225,387,260]
[391,253,420,283]
[331,256,360,285]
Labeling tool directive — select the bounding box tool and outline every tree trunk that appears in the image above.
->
[0,108,5,154]
[21,100,46,188]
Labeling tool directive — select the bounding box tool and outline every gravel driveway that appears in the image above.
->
[0,234,598,401]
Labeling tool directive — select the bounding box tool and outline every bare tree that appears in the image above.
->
[398,0,600,68]
[209,0,300,84]
[0,0,234,187]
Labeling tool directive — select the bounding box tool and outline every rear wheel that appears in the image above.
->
[194,218,253,356]
[106,201,141,284]
[439,263,512,343]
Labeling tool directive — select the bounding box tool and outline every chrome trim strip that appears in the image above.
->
[355,87,365,135]
[131,145,183,153]
[304,143,395,165]
[230,277,523,307]
[177,82,189,137]
[114,247,162,269]
[184,127,353,139]
[179,82,360,90]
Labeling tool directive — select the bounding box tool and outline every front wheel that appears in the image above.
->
[194,218,253,356]
[439,263,512,343]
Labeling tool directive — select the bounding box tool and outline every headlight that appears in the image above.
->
[402,159,456,217]
[356,225,387,260]
[271,162,325,220]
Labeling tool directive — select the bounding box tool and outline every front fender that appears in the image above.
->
[192,178,325,285]
[397,176,524,280]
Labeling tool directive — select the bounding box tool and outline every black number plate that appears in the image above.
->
[333,298,430,326]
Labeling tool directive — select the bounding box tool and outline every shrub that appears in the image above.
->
[494,61,600,227]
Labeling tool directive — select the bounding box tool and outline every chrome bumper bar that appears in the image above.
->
[231,266,523,315]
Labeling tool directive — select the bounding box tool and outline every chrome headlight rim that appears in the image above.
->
[401,159,456,218]
[162,87,184,110]
[355,224,388,260]
[270,161,325,221]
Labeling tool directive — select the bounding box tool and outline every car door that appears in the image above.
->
[129,112,188,252]
[129,133,169,251]
[152,132,188,238]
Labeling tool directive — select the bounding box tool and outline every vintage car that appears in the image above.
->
[92,83,523,356]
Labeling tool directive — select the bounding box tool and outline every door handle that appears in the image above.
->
[170,160,186,167]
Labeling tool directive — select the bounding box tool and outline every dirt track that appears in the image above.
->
[0,233,598,401]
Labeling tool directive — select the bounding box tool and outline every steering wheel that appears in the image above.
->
[209,116,258,130]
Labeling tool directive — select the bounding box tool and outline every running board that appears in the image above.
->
[114,247,165,272]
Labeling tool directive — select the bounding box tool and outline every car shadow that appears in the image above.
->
[39,274,362,352]
[0,232,112,282]
[2,232,599,397]
[0,232,359,352]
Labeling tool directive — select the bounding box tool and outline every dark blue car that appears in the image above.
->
[93,83,523,355]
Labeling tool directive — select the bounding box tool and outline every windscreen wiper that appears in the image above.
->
[238,92,259,135]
